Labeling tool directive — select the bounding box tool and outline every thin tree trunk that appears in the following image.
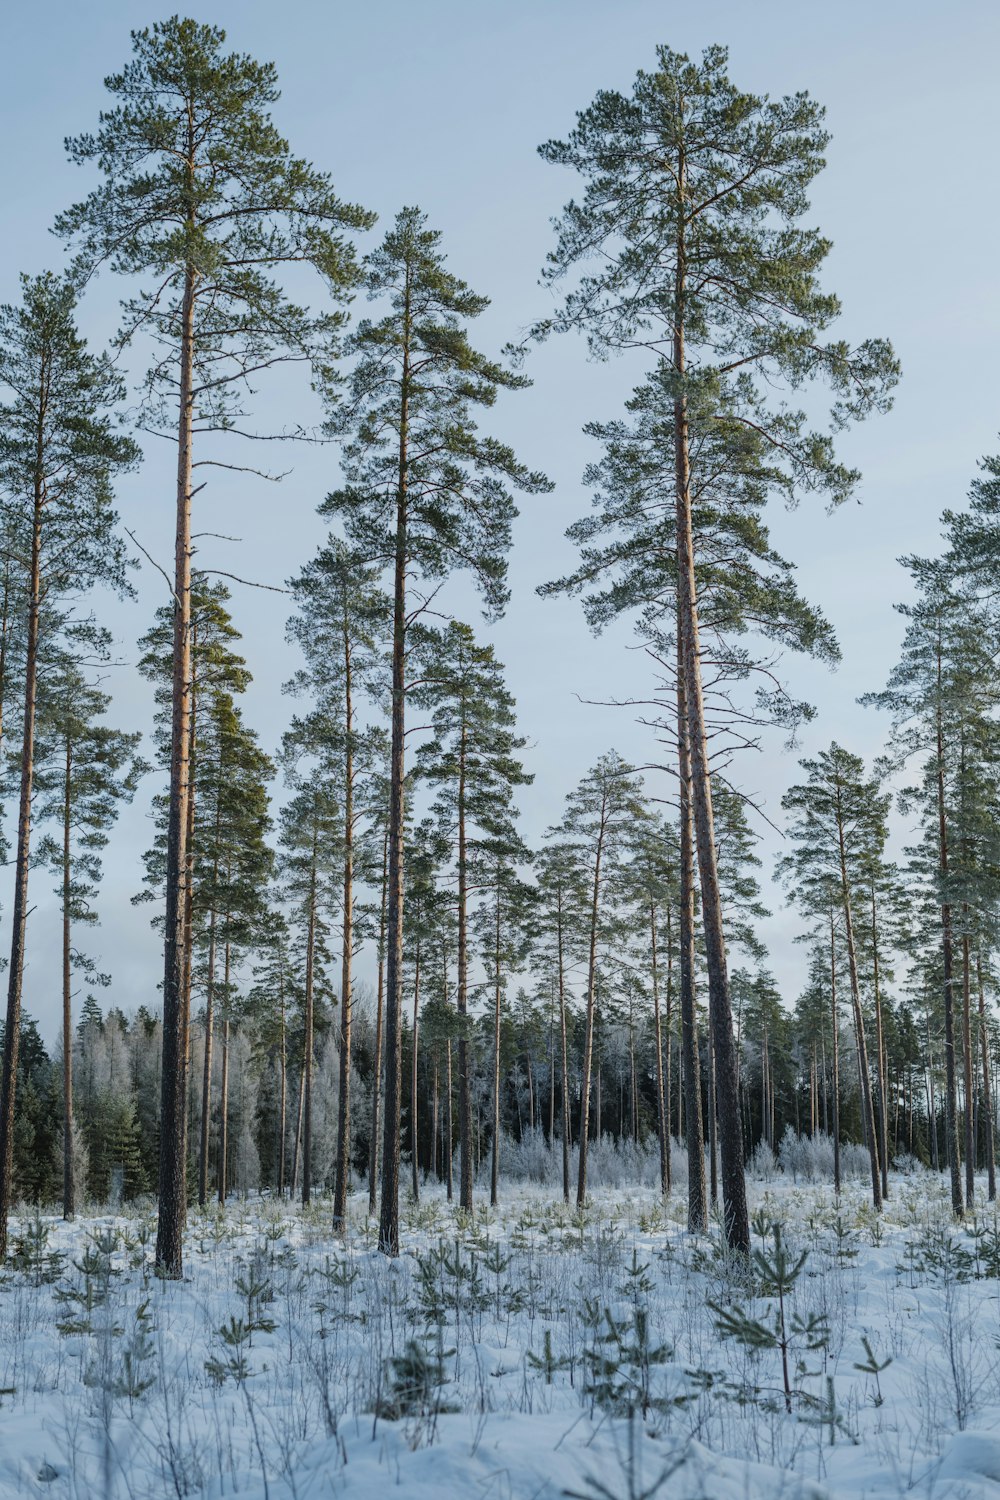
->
[445,1038,454,1202]
[411,941,420,1201]
[368,829,387,1215]
[0,474,44,1260]
[962,925,975,1207]
[457,722,474,1212]
[871,884,890,1199]
[831,908,841,1194]
[217,938,231,1204]
[678,674,707,1232]
[576,801,607,1207]
[835,794,881,1212]
[673,166,747,1253]
[333,616,355,1233]
[62,732,75,1220]
[978,950,996,1200]
[936,644,963,1217]
[155,244,196,1277]
[491,890,502,1207]
[302,862,317,1207]
[379,275,411,1256]
[278,983,287,1197]
[198,903,218,1207]
[651,903,669,1197]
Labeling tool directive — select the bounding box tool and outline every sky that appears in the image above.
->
[2,0,999,1043]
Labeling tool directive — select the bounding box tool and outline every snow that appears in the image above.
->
[2,1172,1000,1498]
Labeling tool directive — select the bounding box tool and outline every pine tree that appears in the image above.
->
[324,206,549,1253]
[533,841,589,1201]
[0,273,136,1258]
[286,538,388,1231]
[538,42,898,1253]
[34,647,146,1218]
[57,17,374,1276]
[415,620,533,1211]
[277,761,339,1206]
[777,744,889,1210]
[552,752,645,1206]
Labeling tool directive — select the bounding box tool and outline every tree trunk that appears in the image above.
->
[871,884,890,1199]
[217,937,231,1204]
[156,255,196,1278]
[962,925,975,1208]
[333,617,355,1233]
[491,890,502,1207]
[830,909,841,1193]
[379,277,411,1255]
[411,942,421,1201]
[978,950,996,1200]
[678,675,707,1232]
[457,722,474,1212]
[368,829,387,1215]
[673,167,748,1254]
[62,733,75,1220]
[278,983,287,1197]
[198,891,219,1208]
[0,474,44,1260]
[576,799,607,1207]
[936,650,963,1217]
[302,862,317,1207]
[835,792,881,1212]
[651,903,669,1198]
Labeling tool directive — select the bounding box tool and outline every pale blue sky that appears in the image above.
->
[3,0,999,1039]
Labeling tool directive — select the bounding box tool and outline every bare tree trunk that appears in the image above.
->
[457,723,474,1212]
[445,1039,454,1201]
[557,888,571,1203]
[411,942,420,1201]
[333,619,355,1233]
[0,477,44,1260]
[491,892,502,1207]
[576,799,607,1207]
[936,651,963,1217]
[678,677,706,1233]
[651,903,669,1197]
[290,1061,305,1198]
[978,950,996,1200]
[379,284,411,1256]
[871,884,890,1199]
[673,171,747,1253]
[368,829,387,1215]
[217,938,231,1205]
[962,924,975,1208]
[835,798,881,1211]
[198,904,218,1207]
[62,733,75,1220]
[830,908,842,1194]
[156,253,196,1278]
[302,866,317,1207]
[278,985,287,1197]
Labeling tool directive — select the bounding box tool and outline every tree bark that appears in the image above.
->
[576,794,607,1207]
[457,720,474,1212]
[62,732,75,1220]
[379,269,411,1255]
[678,674,706,1233]
[977,950,996,1201]
[156,253,196,1277]
[368,829,387,1215]
[333,612,355,1233]
[0,460,44,1259]
[834,786,881,1211]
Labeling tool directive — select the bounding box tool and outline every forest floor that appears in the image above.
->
[3,1169,1000,1498]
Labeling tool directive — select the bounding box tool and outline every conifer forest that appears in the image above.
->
[4,9,1000,1498]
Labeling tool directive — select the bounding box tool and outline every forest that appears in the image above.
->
[2,15,1000,1500]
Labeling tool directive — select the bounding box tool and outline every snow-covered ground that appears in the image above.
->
[3,1173,1000,1498]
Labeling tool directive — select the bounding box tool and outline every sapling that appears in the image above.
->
[853,1334,891,1407]
[709,1224,829,1413]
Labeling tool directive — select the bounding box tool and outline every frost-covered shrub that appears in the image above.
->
[747,1139,778,1181]
[777,1127,874,1184]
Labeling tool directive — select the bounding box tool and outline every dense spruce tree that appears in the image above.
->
[415,620,533,1210]
[34,649,146,1218]
[777,744,888,1209]
[551,752,644,1205]
[286,538,388,1231]
[0,273,136,1258]
[538,42,898,1252]
[57,17,373,1275]
[323,207,549,1253]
